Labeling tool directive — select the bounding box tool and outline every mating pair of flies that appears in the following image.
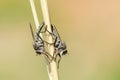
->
[30,22,68,68]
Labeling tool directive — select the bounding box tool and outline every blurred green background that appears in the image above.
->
[0,0,120,80]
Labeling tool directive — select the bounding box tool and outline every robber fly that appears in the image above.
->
[47,24,68,68]
[29,22,53,62]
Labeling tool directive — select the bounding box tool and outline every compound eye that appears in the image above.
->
[62,50,67,55]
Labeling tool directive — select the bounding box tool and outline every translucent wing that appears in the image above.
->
[51,25,62,41]
[29,23,35,41]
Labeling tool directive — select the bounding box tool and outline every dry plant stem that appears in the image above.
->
[30,0,50,73]
[30,0,58,80]
[30,0,44,39]
[29,0,39,29]
[29,0,50,79]
[40,0,59,80]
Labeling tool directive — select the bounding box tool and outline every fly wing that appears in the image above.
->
[51,25,68,54]
[51,24,62,41]
[29,23,35,41]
